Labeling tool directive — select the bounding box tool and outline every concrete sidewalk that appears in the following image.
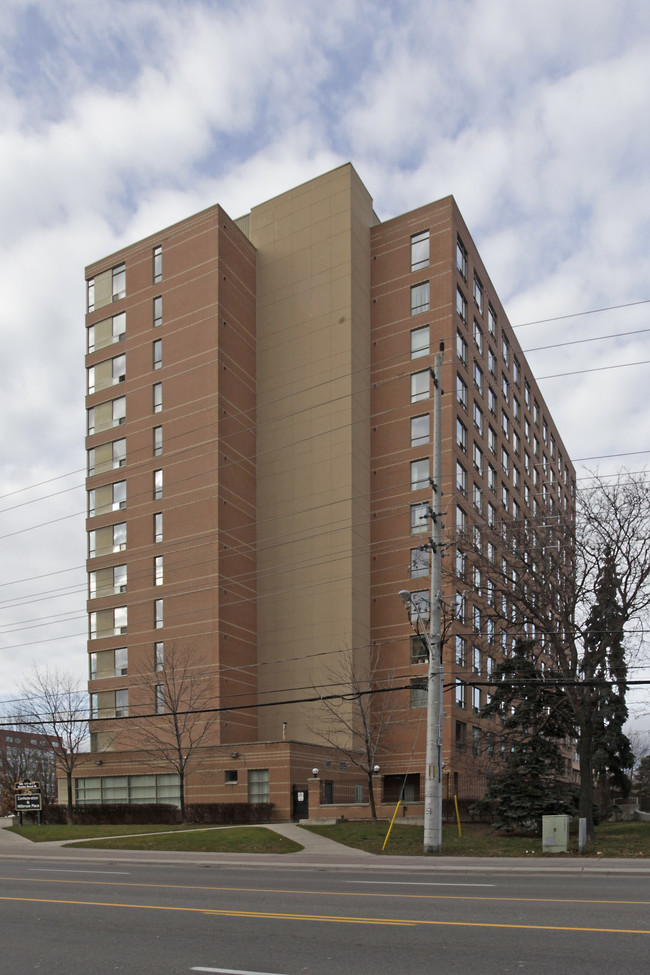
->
[2,820,649,875]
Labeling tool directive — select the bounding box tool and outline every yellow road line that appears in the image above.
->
[1,894,649,934]
[3,876,650,907]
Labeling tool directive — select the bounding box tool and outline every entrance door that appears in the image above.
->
[291,785,308,821]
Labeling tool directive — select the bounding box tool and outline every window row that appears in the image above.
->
[87,471,161,517]
[88,512,162,557]
[87,296,163,355]
[86,247,162,316]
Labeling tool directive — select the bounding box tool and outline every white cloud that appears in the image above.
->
[1,0,650,718]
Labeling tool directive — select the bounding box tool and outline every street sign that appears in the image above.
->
[15,793,42,811]
[14,780,41,791]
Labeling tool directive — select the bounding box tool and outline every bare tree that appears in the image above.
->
[128,644,217,822]
[19,668,88,824]
[314,648,398,821]
[0,711,58,813]
[471,470,650,839]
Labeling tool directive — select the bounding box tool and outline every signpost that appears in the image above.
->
[14,780,42,824]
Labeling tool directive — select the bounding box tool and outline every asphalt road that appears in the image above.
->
[1,858,648,974]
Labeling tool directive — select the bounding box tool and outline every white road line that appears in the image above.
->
[28,868,131,875]
[346,880,495,887]
[191,969,287,974]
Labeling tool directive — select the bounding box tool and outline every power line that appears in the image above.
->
[513,298,650,329]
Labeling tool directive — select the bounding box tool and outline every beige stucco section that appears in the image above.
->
[247,165,376,743]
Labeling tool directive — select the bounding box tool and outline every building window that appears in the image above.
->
[472,605,481,633]
[487,425,496,455]
[487,501,496,528]
[154,598,164,629]
[111,354,126,385]
[473,362,483,396]
[455,720,466,751]
[456,236,467,279]
[455,636,466,667]
[502,411,510,439]
[502,374,509,402]
[512,356,520,387]
[411,325,429,359]
[248,768,269,804]
[473,274,483,314]
[487,387,496,415]
[410,678,428,709]
[114,688,128,717]
[154,555,164,586]
[472,442,483,475]
[456,418,467,453]
[512,395,520,422]
[154,512,163,542]
[114,647,128,677]
[114,564,127,593]
[456,505,467,534]
[411,230,430,271]
[411,458,429,491]
[456,684,466,709]
[456,287,467,323]
[457,373,467,409]
[153,295,162,327]
[410,281,430,315]
[488,304,497,338]
[487,347,497,379]
[113,522,126,552]
[473,402,483,435]
[153,382,162,413]
[153,339,162,370]
[410,547,429,578]
[225,769,238,784]
[456,460,467,495]
[472,726,481,755]
[113,397,126,426]
[410,414,429,447]
[112,264,126,301]
[155,641,164,671]
[411,502,428,535]
[411,370,430,402]
[456,547,466,581]
[502,334,509,367]
[154,425,163,456]
[488,464,496,492]
[410,634,428,663]
[473,481,482,512]
[153,245,162,283]
[87,278,95,313]
[501,447,509,475]
[410,590,430,624]
[472,687,482,715]
[154,469,163,499]
[456,330,467,367]
[472,645,481,674]
[155,684,165,714]
[473,320,483,354]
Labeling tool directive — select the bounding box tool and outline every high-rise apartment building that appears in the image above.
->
[80,165,575,818]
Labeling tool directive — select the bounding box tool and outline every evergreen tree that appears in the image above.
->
[474,640,575,830]
[579,548,633,819]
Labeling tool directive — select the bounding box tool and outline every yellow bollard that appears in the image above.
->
[382,800,401,851]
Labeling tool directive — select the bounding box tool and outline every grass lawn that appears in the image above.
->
[7,823,302,854]
[8,824,209,843]
[300,820,650,857]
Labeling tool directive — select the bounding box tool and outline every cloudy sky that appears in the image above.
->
[1,0,649,728]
